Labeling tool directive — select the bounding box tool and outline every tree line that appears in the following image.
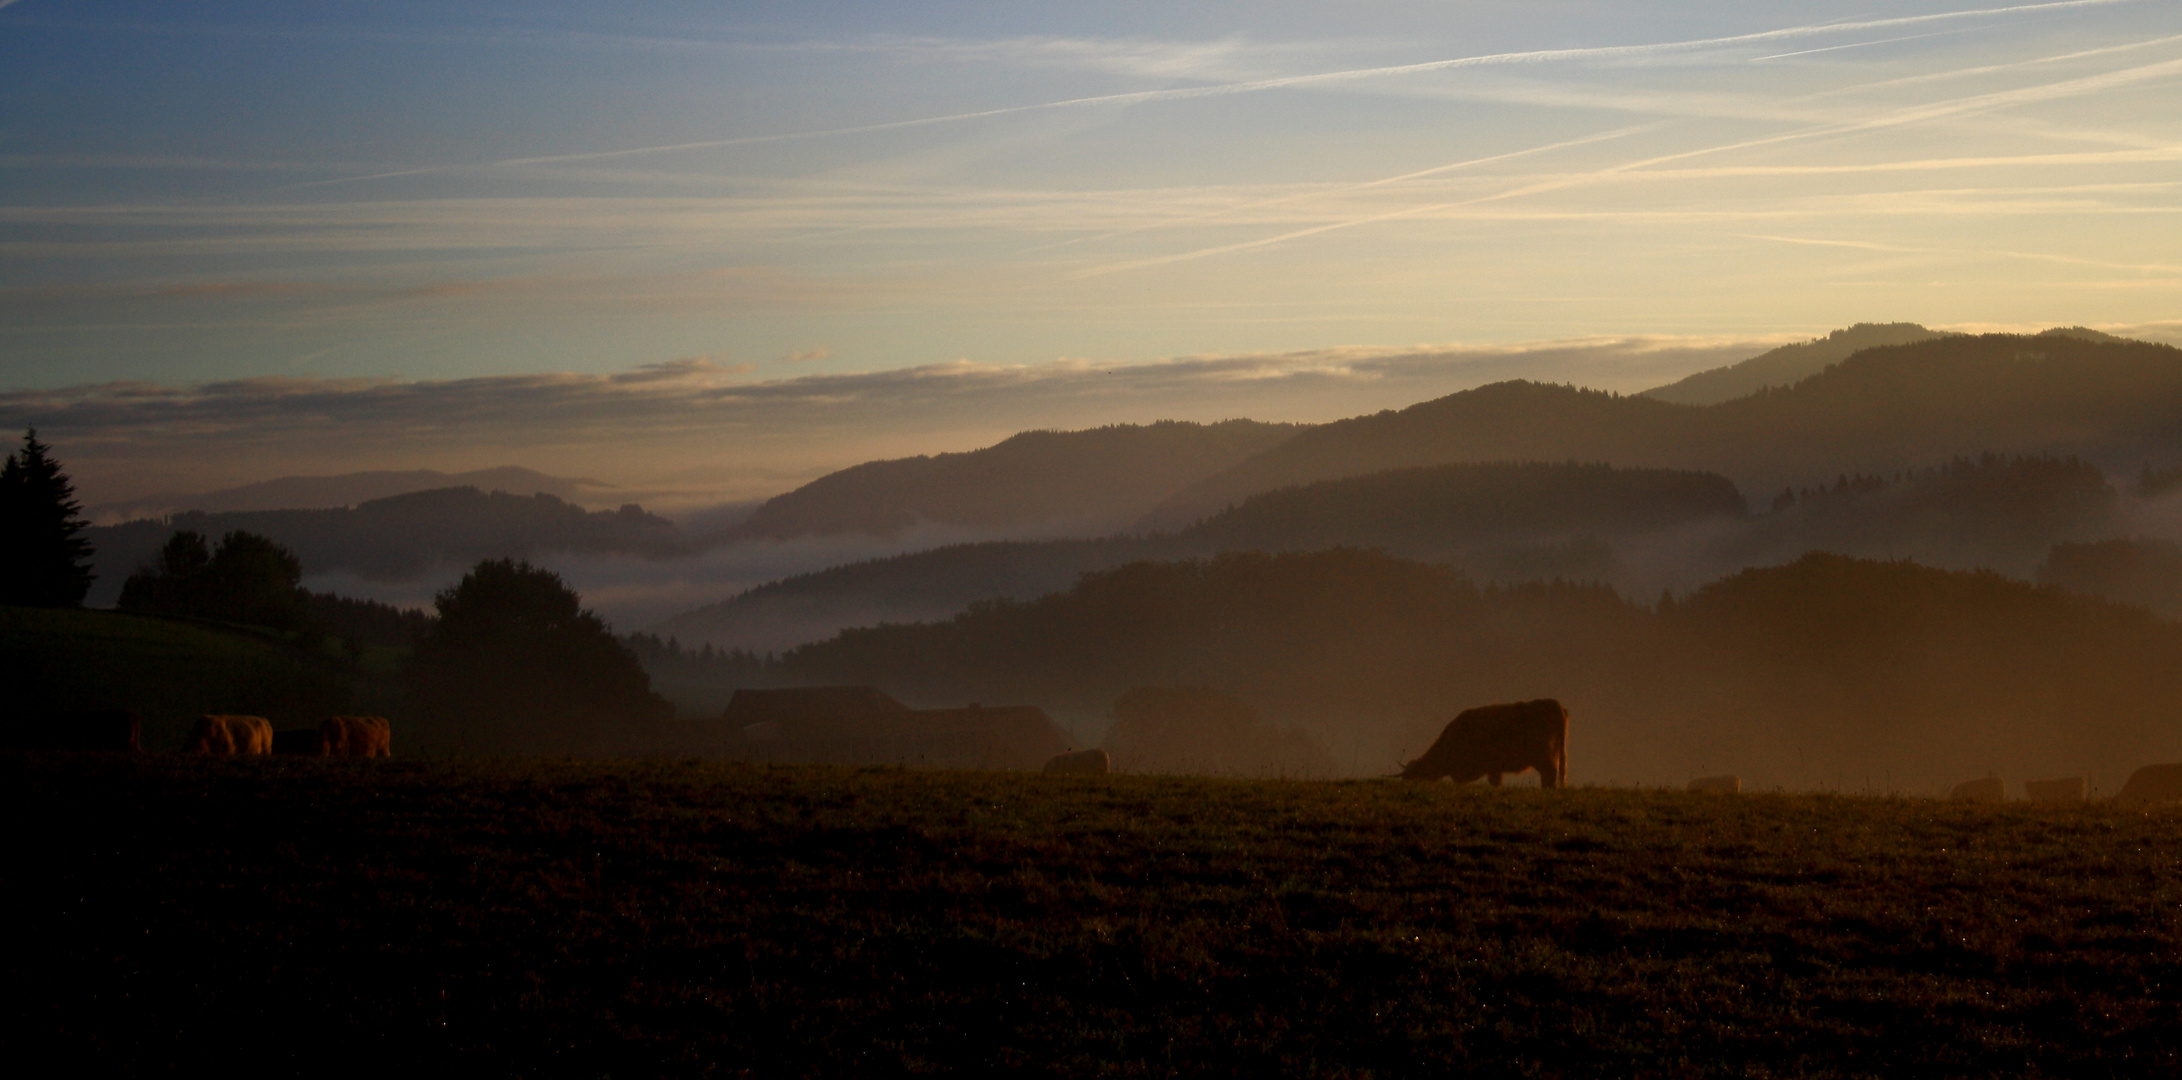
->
[2,430,670,753]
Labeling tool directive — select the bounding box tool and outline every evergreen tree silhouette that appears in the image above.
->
[0,428,95,608]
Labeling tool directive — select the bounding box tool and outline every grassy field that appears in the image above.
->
[0,606,396,748]
[8,755,2181,1077]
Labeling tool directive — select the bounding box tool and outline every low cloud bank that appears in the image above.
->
[6,335,1779,509]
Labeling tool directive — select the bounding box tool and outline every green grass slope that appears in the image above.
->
[0,606,367,749]
[11,756,2180,1075]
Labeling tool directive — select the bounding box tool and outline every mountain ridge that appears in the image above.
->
[732,419,1305,542]
[1140,333,2182,530]
[1639,322,1950,405]
[91,466,604,522]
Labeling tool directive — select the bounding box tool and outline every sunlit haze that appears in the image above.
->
[5,0,2180,507]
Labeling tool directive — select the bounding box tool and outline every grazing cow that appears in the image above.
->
[2024,776,2086,803]
[186,715,273,756]
[1949,776,2005,803]
[1044,748,1111,775]
[1400,699,1567,788]
[320,715,392,758]
[0,709,141,752]
[271,728,329,755]
[2114,764,2182,806]
[1687,774,1741,793]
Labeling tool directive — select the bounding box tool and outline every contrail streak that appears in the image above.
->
[1740,232,2182,274]
[1032,122,1667,253]
[1751,30,1976,62]
[1077,52,2182,277]
[1044,31,2182,255]
[300,0,2143,185]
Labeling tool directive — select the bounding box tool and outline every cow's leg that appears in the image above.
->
[1538,755,1563,789]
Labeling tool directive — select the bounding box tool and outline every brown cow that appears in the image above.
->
[1400,699,1567,788]
[186,715,273,755]
[1043,748,1111,775]
[1949,776,2005,803]
[1687,774,1741,793]
[320,715,392,758]
[2114,764,2182,806]
[2024,776,2086,803]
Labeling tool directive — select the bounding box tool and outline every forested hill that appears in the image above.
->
[1143,334,2182,529]
[89,465,598,521]
[732,419,1303,541]
[1186,461,1746,559]
[1639,322,1948,405]
[776,548,2182,792]
[654,461,1757,652]
[87,487,677,602]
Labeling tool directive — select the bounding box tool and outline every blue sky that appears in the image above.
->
[4,0,2180,504]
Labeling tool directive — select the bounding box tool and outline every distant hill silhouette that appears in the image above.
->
[1142,334,2182,529]
[90,466,602,522]
[654,451,2136,653]
[1187,461,1747,560]
[88,487,676,602]
[654,537,1173,654]
[733,420,1302,541]
[656,462,1754,652]
[1733,454,2118,574]
[772,549,2182,790]
[1641,323,1950,405]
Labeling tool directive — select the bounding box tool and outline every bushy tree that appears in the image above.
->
[0,429,95,608]
[118,529,319,642]
[406,558,671,753]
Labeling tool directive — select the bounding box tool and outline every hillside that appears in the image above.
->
[1143,334,2182,529]
[0,606,374,750]
[733,419,1303,540]
[656,453,2127,655]
[655,461,1755,652]
[89,465,600,522]
[1727,453,2120,574]
[1186,461,1747,559]
[777,549,2182,789]
[1640,322,1949,405]
[87,486,679,603]
[654,536,1171,654]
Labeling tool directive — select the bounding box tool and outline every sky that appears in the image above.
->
[4,0,2181,508]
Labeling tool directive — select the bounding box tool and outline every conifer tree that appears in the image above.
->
[0,428,95,608]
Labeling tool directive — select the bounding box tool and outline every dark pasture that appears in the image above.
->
[7,755,2181,1076]
[0,606,369,750]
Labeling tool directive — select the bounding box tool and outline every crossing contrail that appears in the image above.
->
[1076,50,2182,277]
[291,0,2142,187]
